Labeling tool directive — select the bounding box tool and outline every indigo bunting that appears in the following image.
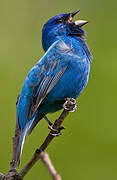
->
[16,10,92,164]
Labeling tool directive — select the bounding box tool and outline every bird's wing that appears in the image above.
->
[16,40,71,163]
[28,39,71,119]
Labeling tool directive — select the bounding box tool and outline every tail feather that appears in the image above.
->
[17,128,27,166]
[16,120,34,166]
[16,112,43,166]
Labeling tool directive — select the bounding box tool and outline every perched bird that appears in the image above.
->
[16,10,92,164]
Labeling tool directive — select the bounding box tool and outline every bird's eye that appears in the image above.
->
[56,19,63,24]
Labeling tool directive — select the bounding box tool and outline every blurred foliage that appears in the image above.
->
[0,0,117,179]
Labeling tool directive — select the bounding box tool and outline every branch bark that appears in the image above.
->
[40,152,61,180]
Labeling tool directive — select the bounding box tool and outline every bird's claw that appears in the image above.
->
[50,132,62,137]
[48,125,58,132]
[48,125,65,137]
[63,98,77,112]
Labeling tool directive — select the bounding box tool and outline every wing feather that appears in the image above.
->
[28,40,70,118]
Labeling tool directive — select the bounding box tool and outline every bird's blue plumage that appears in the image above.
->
[16,10,92,164]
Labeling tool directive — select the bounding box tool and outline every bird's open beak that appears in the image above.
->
[68,10,80,22]
[75,20,88,27]
[68,10,88,27]
[70,10,80,17]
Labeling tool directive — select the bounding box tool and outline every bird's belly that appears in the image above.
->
[39,61,90,114]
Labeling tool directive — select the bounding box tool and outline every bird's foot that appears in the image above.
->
[63,98,77,112]
[44,115,65,136]
[48,125,65,136]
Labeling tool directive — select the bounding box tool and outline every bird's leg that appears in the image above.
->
[49,125,65,136]
[63,98,77,112]
[44,115,53,126]
[44,115,65,136]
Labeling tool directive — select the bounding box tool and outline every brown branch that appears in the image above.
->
[4,171,21,180]
[40,152,61,180]
[19,109,69,178]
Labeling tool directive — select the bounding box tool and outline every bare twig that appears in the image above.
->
[19,109,69,178]
[40,152,61,180]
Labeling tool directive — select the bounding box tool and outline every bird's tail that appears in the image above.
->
[16,111,43,166]
[16,120,34,166]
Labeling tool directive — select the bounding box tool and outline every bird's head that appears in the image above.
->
[42,10,88,51]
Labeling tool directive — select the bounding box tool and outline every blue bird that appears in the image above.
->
[16,10,92,164]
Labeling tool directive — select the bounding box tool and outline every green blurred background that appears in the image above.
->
[0,0,117,179]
